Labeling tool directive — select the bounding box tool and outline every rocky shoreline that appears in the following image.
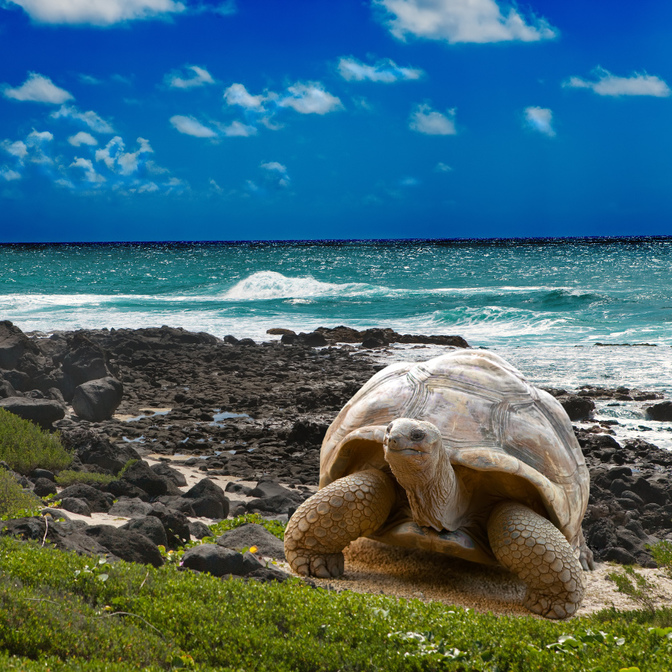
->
[1,321,671,577]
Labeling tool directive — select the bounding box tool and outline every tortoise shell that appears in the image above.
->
[319,350,590,562]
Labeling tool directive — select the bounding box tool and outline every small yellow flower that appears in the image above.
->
[249,546,258,554]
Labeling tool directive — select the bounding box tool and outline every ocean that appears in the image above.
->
[1,237,671,449]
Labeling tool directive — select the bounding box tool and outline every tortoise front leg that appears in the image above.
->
[487,501,585,619]
[284,469,395,578]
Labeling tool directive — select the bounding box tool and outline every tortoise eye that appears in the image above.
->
[410,429,425,442]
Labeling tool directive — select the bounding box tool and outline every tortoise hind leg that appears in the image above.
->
[487,501,584,619]
[284,469,395,578]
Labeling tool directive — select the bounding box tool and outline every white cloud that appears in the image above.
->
[409,104,456,135]
[70,157,105,183]
[165,65,215,89]
[0,167,22,181]
[24,129,54,164]
[563,67,671,97]
[2,140,28,160]
[220,121,257,137]
[435,161,453,172]
[374,0,557,44]
[260,161,290,188]
[7,0,186,26]
[223,83,268,110]
[170,115,217,138]
[338,56,423,82]
[51,105,114,133]
[68,131,98,146]
[278,82,343,115]
[2,72,73,104]
[95,136,153,175]
[523,106,555,136]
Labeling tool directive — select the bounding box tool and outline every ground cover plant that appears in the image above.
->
[55,470,116,487]
[0,469,41,520]
[1,535,672,672]
[0,409,72,474]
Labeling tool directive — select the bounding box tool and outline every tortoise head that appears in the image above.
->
[384,418,467,532]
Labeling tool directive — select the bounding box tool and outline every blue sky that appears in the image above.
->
[1,0,671,242]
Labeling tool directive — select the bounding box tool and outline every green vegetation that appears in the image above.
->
[0,469,41,520]
[55,470,116,487]
[1,535,672,672]
[607,565,658,613]
[0,408,72,475]
[651,541,672,576]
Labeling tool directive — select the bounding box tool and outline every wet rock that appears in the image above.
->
[647,401,672,421]
[558,395,595,421]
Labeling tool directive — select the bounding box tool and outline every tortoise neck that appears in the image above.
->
[393,445,468,532]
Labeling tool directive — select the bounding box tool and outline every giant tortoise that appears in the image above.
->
[284,350,593,618]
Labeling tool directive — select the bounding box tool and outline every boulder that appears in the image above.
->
[72,377,123,422]
[188,520,212,539]
[121,516,168,548]
[84,525,163,567]
[57,333,115,401]
[181,544,250,577]
[0,321,40,371]
[77,437,140,475]
[0,516,109,556]
[58,483,112,513]
[150,462,187,487]
[119,460,168,498]
[647,401,672,422]
[149,508,191,549]
[0,397,65,429]
[217,523,285,560]
[108,498,154,518]
[32,477,58,498]
[59,497,92,516]
[559,395,595,421]
[182,478,229,519]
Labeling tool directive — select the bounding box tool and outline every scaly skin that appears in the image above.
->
[487,501,584,619]
[284,469,396,578]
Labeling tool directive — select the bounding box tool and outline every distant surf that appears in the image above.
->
[1,238,670,398]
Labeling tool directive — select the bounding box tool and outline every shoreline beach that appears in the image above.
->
[2,321,672,616]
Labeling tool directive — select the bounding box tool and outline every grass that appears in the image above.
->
[55,470,116,487]
[0,408,72,475]
[0,469,42,520]
[1,534,672,671]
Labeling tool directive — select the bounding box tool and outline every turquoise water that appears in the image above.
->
[1,238,671,396]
